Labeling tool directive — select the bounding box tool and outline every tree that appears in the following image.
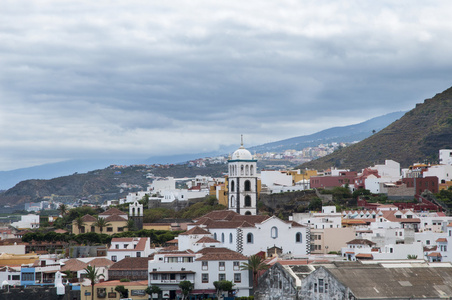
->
[145,285,162,300]
[178,280,193,300]
[241,255,269,292]
[213,280,234,299]
[74,216,85,234]
[94,217,111,234]
[58,203,68,217]
[126,219,136,231]
[83,265,105,299]
[115,285,128,298]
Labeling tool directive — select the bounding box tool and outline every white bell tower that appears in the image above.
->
[228,136,258,215]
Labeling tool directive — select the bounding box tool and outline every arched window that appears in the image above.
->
[229,233,233,244]
[214,233,217,240]
[247,233,254,243]
[296,232,302,243]
[244,180,251,191]
[230,196,235,207]
[245,211,252,215]
[271,226,278,239]
[230,180,235,192]
[221,233,225,243]
[241,165,244,175]
[245,165,249,176]
[250,165,254,176]
[245,195,251,207]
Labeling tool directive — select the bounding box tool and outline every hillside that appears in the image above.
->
[300,87,452,171]
[249,111,405,152]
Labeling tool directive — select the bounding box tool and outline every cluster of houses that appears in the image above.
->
[0,143,452,299]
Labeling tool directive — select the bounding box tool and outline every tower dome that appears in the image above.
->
[230,135,253,160]
[231,146,253,160]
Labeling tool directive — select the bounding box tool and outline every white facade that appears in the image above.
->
[228,142,258,215]
[439,149,452,165]
[423,164,452,183]
[10,214,40,229]
[107,237,153,262]
[148,249,251,298]
[260,170,292,188]
[150,177,176,194]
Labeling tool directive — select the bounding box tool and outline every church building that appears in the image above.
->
[228,138,258,215]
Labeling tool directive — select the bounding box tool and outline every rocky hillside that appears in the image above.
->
[300,86,452,171]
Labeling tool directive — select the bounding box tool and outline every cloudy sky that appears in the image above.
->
[1,0,452,171]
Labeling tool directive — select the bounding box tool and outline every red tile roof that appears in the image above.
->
[436,238,448,243]
[100,208,126,216]
[109,257,153,270]
[196,236,220,243]
[196,247,248,261]
[81,214,97,222]
[180,226,211,235]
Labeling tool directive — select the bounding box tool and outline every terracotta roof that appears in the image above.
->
[105,214,127,222]
[346,239,376,246]
[81,214,97,222]
[99,208,126,216]
[180,226,211,235]
[61,259,88,271]
[196,248,248,261]
[111,238,135,242]
[205,220,255,229]
[165,239,178,244]
[427,252,442,257]
[89,258,114,267]
[195,210,239,221]
[356,253,373,259]
[109,257,153,270]
[196,236,220,243]
[436,238,448,243]
[54,229,68,234]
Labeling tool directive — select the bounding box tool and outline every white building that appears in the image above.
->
[228,140,258,215]
[107,237,153,262]
[187,211,310,256]
[148,247,251,299]
[10,214,40,229]
[439,149,452,165]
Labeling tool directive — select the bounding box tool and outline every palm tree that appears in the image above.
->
[74,216,85,234]
[58,203,68,217]
[83,265,104,299]
[241,255,269,292]
[94,217,111,234]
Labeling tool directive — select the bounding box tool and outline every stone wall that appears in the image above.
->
[0,286,79,300]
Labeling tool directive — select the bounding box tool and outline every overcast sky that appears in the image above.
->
[1,0,452,171]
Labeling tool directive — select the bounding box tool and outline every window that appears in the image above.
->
[202,273,209,283]
[136,252,141,257]
[245,180,251,191]
[221,233,225,243]
[247,233,254,244]
[219,261,225,271]
[296,232,302,243]
[231,180,235,192]
[219,273,226,281]
[115,244,119,249]
[124,244,129,248]
[229,233,233,244]
[22,272,34,281]
[245,195,251,207]
[231,196,235,207]
[214,233,217,240]
[12,275,20,281]
[152,274,158,280]
[91,226,95,232]
[233,261,240,271]
[111,256,117,262]
[271,226,278,239]
[202,261,208,270]
[107,227,113,232]
[234,273,241,283]
[161,274,168,280]
[118,227,124,232]
[318,279,324,293]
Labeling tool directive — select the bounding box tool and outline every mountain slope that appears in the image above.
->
[300,87,452,171]
[249,111,405,152]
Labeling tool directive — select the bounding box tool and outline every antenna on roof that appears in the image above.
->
[241,134,244,147]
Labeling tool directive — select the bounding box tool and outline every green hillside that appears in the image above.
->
[299,86,452,171]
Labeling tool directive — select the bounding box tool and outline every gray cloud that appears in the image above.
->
[1,0,452,170]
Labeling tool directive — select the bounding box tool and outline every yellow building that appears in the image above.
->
[439,181,452,191]
[0,252,39,265]
[81,280,148,300]
[289,169,317,184]
[72,212,128,235]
